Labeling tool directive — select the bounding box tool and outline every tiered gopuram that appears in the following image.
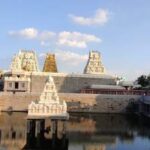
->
[84,51,105,74]
[43,54,57,72]
[28,75,68,117]
[11,50,39,72]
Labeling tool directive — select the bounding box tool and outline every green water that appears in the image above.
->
[68,114,150,150]
[0,113,149,150]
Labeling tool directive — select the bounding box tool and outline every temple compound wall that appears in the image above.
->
[0,92,140,113]
[4,72,116,93]
[31,73,116,93]
[1,75,139,113]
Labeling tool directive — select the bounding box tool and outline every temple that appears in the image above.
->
[43,54,57,72]
[28,75,68,118]
[11,50,39,72]
[0,49,131,113]
[84,51,105,74]
[3,50,115,94]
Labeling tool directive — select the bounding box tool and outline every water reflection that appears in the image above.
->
[0,113,149,150]
[23,119,68,150]
[68,114,150,150]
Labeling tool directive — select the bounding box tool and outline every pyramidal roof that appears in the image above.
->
[39,76,60,104]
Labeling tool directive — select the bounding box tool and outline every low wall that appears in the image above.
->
[59,93,140,113]
[0,92,140,113]
[0,92,40,111]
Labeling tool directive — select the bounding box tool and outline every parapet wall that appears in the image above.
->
[0,92,140,113]
[30,73,116,93]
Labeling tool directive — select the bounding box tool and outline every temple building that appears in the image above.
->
[11,50,39,72]
[43,54,57,72]
[4,50,39,93]
[3,50,116,94]
[4,75,31,93]
[28,75,68,117]
[0,49,148,114]
[0,49,123,112]
[84,51,105,74]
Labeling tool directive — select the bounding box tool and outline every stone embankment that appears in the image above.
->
[0,92,140,113]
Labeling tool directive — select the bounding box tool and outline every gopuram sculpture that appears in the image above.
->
[11,50,39,72]
[28,76,68,118]
[43,54,58,73]
[84,51,105,74]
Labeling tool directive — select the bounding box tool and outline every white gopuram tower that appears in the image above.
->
[11,50,39,72]
[84,51,105,74]
[28,76,68,118]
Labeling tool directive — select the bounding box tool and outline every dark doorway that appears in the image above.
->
[12,131,16,139]
[15,82,19,89]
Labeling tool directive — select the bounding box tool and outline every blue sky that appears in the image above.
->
[0,0,150,80]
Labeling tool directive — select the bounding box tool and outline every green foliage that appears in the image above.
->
[137,75,150,87]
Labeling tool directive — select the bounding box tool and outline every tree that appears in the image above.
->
[137,75,149,87]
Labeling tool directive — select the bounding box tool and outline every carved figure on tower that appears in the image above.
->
[10,50,39,72]
[84,51,105,74]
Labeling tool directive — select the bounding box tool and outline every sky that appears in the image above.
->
[0,0,150,81]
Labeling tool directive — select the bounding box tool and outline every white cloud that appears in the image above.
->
[9,28,101,48]
[9,28,55,41]
[55,50,88,66]
[40,41,52,47]
[9,28,38,39]
[58,31,101,48]
[70,9,109,26]
[38,31,56,41]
